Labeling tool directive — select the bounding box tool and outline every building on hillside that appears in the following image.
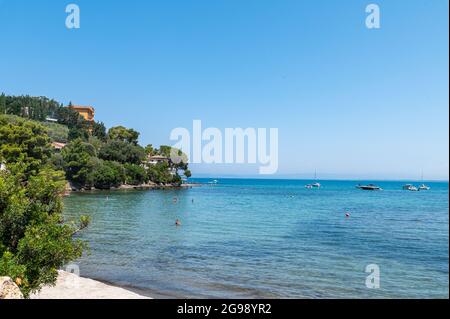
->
[68,105,95,122]
[45,117,58,123]
[147,155,170,165]
[51,142,67,151]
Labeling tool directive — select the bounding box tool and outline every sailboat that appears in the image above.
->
[305,170,321,189]
[419,170,430,191]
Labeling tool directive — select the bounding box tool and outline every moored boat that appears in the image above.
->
[419,184,430,191]
[403,184,419,191]
[356,184,382,191]
[305,170,321,189]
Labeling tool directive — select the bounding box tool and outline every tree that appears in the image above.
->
[124,163,147,185]
[99,140,145,165]
[42,122,69,143]
[0,115,52,178]
[68,127,89,141]
[147,162,175,184]
[92,161,125,189]
[144,144,155,156]
[61,139,97,188]
[184,169,192,179]
[108,126,140,145]
[49,153,65,171]
[156,145,189,181]
[0,168,89,297]
[0,93,6,114]
[55,107,90,138]
[0,117,89,297]
[92,121,107,141]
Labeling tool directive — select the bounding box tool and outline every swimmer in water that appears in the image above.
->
[345,212,350,218]
[175,219,181,226]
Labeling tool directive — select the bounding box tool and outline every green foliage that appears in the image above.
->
[147,162,175,184]
[0,94,61,121]
[42,122,69,143]
[49,153,65,171]
[0,117,89,297]
[184,169,192,179]
[1,94,191,191]
[92,161,125,189]
[92,122,107,141]
[87,136,104,153]
[0,93,6,114]
[68,127,89,141]
[14,214,85,297]
[99,140,145,165]
[55,107,87,130]
[0,115,52,178]
[61,139,97,188]
[144,144,155,156]
[108,126,140,145]
[124,163,147,185]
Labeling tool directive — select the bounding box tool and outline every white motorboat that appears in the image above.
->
[356,184,382,191]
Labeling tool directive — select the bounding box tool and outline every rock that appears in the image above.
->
[31,271,150,299]
[0,277,24,299]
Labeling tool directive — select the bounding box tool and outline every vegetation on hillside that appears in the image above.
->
[0,94,191,190]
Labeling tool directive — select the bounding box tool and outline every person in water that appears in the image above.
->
[175,219,181,226]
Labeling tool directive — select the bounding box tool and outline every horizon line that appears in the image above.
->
[188,175,450,182]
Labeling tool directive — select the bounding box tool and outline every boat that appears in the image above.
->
[356,184,382,191]
[305,170,321,189]
[208,179,218,184]
[403,184,419,191]
[418,170,430,191]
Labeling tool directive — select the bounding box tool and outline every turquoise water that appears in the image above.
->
[63,179,449,298]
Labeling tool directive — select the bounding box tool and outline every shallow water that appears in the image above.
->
[64,179,449,298]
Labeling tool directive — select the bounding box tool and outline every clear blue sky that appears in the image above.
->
[0,0,448,180]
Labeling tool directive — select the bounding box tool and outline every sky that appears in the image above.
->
[0,0,448,180]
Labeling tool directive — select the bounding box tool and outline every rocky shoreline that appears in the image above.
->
[65,182,201,194]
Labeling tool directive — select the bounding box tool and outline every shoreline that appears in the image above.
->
[30,270,151,299]
[65,182,201,194]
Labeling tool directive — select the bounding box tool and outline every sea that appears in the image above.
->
[63,179,449,298]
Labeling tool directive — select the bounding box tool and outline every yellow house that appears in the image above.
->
[68,105,95,121]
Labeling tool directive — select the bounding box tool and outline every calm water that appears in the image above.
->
[64,179,449,298]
